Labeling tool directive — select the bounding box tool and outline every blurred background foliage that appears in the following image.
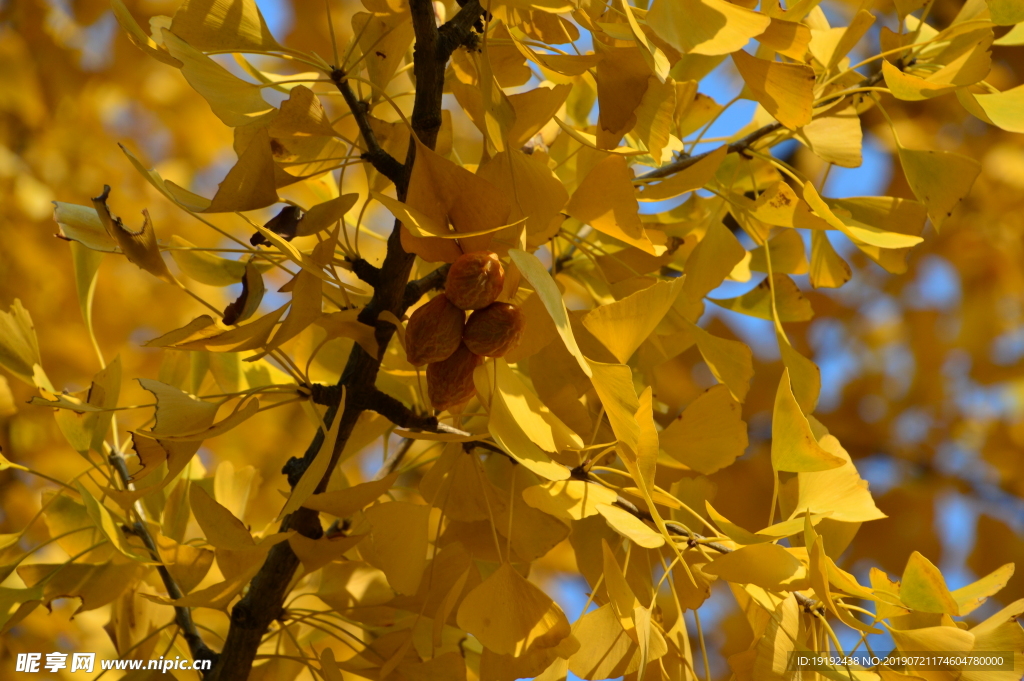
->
[1,0,1023,676]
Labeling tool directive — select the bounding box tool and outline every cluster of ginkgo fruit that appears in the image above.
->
[405,251,525,411]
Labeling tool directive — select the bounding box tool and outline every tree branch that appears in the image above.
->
[403,263,450,310]
[611,493,824,614]
[349,257,381,287]
[107,449,218,670]
[329,69,405,186]
[637,68,887,182]
[438,0,485,60]
[205,3,481,678]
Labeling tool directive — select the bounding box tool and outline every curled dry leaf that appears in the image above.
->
[91,186,175,284]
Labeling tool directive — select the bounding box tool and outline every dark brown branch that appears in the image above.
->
[438,0,485,60]
[350,257,381,287]
[351,387,438,429]
[329,69,405,186]
[206,3,476,678]
[403,263,450,310]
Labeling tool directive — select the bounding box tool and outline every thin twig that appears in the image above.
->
[403,263,451,310]
[637,68,887,182]
[329,70,405,186]
[107,448,219,669]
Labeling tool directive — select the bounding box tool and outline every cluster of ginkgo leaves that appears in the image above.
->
[1,0,1023,679]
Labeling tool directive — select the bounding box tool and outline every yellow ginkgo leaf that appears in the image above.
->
[745,181,830,230]
[683,318,754,403]
[75,482,134,558]
[53,202,118,252]
[748,230,809,276]
[315,310,378,357]
[403,136,512,262]
[704,543,810,590]
[474,365,572,482]
[303,472,399,519]
[296,194,359,237]
[803,183,924,248]
[887,624,975,658]
[157,306,287,353]
[809,230,852,289]
[156,398,259,442]
[172,128,280,213]
[797,107,863,168]
[882,32,992,101]
[263,238,333,353]
[733,50,816,129]
[137,378,218,438]
[771,369,844,473]
[161,30,273,128]
[789,431,886,523]
[882,59,957,101]
[507,84,572,149]
[0,300,47,389]
[169,0,281,52]
[567,605,637,679]
[660,385,748,475]
[18,559,147,615]
[595,503,665,549]
[987,0,1024,24]
[682,219,747,301]
[592,43,651,148]
[583,278,685,364]
[477,150,569,248]
[756,18,812,61]
[189,485,254,551]
[565,155,649,249]
[711,274,814,323]
[631,76,676,165]
[522,480,619,524]
[602,539,639,635]
[288,533,365,574]
[156,536,214,594]
[456,562,571,656]
[808,537,883,633]
[278,398,343,521]
[588,361,641,450]
[706,501,794,544]
[112,0,182,67]
[777,330,821,414]
[169,236,269,287]
[648,0,770,56]
[363,501,430,596]
[901,551,960,615]
[352,10,414,97]
[510,249,592,377]
[952,563,1015,616]
[896,144,981,230]
[492,360,582,452]
[958,83,1024,133]
[619,0,670,81]
[827,9,876,70]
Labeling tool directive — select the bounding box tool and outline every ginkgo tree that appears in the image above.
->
[1,0,1023,679]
